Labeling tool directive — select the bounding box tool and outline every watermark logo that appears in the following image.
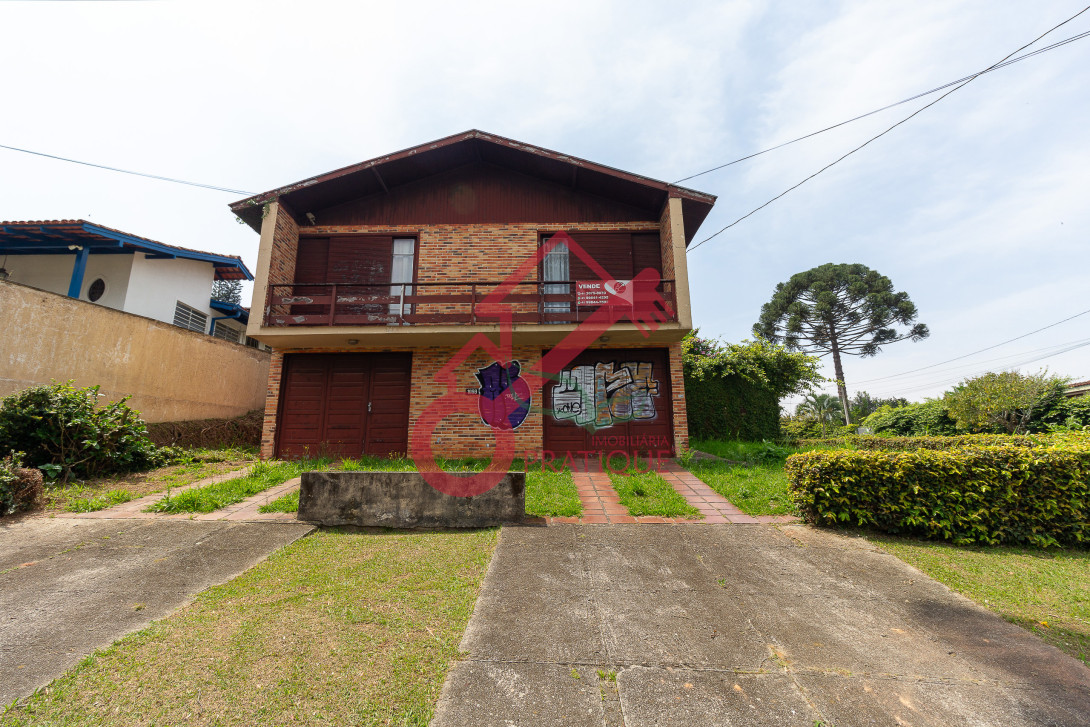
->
[409,231,674,497]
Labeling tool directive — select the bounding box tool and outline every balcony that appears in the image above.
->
[264,280,677,326]
[258,280,683,347]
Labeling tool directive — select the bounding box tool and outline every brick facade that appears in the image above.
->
[260,340,688,461]
[256,215,691,460]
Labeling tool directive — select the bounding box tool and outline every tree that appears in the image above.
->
[211,279,243,305]
[848,390,908,424]
[944,370,1066,434]
[795,393,843,436]
[753,263,928,425]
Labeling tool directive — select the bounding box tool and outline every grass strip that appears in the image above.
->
[63,489,136,513]
[524,466,581,518]
[871,536,1090,666]
[608,461,701,519]
[258,489,299,514]
[0,528,499,726]
[685,459,794,516]
[147,459,328,514]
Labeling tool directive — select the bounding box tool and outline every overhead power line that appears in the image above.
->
[851,307,1090,386]
[862,339,1090,397]
[0,143,256,196]
[673,29,1090,185]
[686,6,1090,254]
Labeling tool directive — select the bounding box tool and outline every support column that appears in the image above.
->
[66,246,89,298]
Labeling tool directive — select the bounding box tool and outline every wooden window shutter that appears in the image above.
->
[567,232,634,281]
[328,236,394,285]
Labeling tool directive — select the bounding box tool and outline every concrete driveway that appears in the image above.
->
[0,516,313,704]
[432,524,1090,726]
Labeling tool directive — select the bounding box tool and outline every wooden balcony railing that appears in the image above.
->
[263,280,677,327]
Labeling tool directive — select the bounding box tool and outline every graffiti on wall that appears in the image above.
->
[551,361,660,429]
[475,361,531,430]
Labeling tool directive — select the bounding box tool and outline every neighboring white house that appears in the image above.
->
[0,219,263,348]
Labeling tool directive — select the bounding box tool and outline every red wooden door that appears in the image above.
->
[276,353,411,459]
[542,348,674,460]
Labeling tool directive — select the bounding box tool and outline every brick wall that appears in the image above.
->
[260,339,688,460]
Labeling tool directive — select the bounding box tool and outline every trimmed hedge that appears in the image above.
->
[796,434,1046,451]
[786,445,1090,546]
[795,432,1090,451]
[685,374,781,441]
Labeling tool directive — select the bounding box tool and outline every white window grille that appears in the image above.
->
[212,323,242,343]
[173,302,208,333]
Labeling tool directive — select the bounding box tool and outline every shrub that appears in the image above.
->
[786,445,1090,546]
[0,453,43,515]
[0,382,166,480]
[861,400,957,436]
[796,433,1065,451]
[1038,394,1090,431]
[945,370,1065,434]
[683,333,823,442]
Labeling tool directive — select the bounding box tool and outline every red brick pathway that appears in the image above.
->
[547,459,797,525]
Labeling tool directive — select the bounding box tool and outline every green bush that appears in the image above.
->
[861,400,957,436]
[1038,395,1090,431]
[0,382,166,480]
[796,433,1070,451]
[786,445,1090,546]
[0,452,43,515]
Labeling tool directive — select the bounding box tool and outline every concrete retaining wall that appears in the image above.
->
[298,471,526,528]
[0,280,270,422]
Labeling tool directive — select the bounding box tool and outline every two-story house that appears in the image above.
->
[231,131,715,463]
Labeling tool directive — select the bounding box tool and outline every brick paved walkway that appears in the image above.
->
[547,459,797,525]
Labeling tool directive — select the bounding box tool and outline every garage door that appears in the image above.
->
[276,353,411,459]
[542,348,673,459]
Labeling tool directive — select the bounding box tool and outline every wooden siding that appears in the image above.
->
[313,163,659,227]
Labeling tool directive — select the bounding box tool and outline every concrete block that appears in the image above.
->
[298,471,525,528]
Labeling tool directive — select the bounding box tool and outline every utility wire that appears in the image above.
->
[686,6,1090,253]
[673,29,1090,185]
[0,143,256,196]
[861,339,1090,397]
[851,307,1090,385]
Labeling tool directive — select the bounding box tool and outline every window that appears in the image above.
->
[173,302,208,333]
[389,238,415,318]
[212,323,242,344]
[542,234,571,320]
[87,278,106,302]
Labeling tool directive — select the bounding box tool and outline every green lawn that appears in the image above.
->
[146,459,329,514]
[686,438,812,516]
[685,459,794,516]
[1,528,499,727]
[607,458,701,518]
[871,536,1090,666]
[44,448,257,514]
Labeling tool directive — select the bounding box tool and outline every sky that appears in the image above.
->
[1,0,1087,406]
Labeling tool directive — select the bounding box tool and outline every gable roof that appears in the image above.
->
[0,220,253,281]
[228,130,716,243]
